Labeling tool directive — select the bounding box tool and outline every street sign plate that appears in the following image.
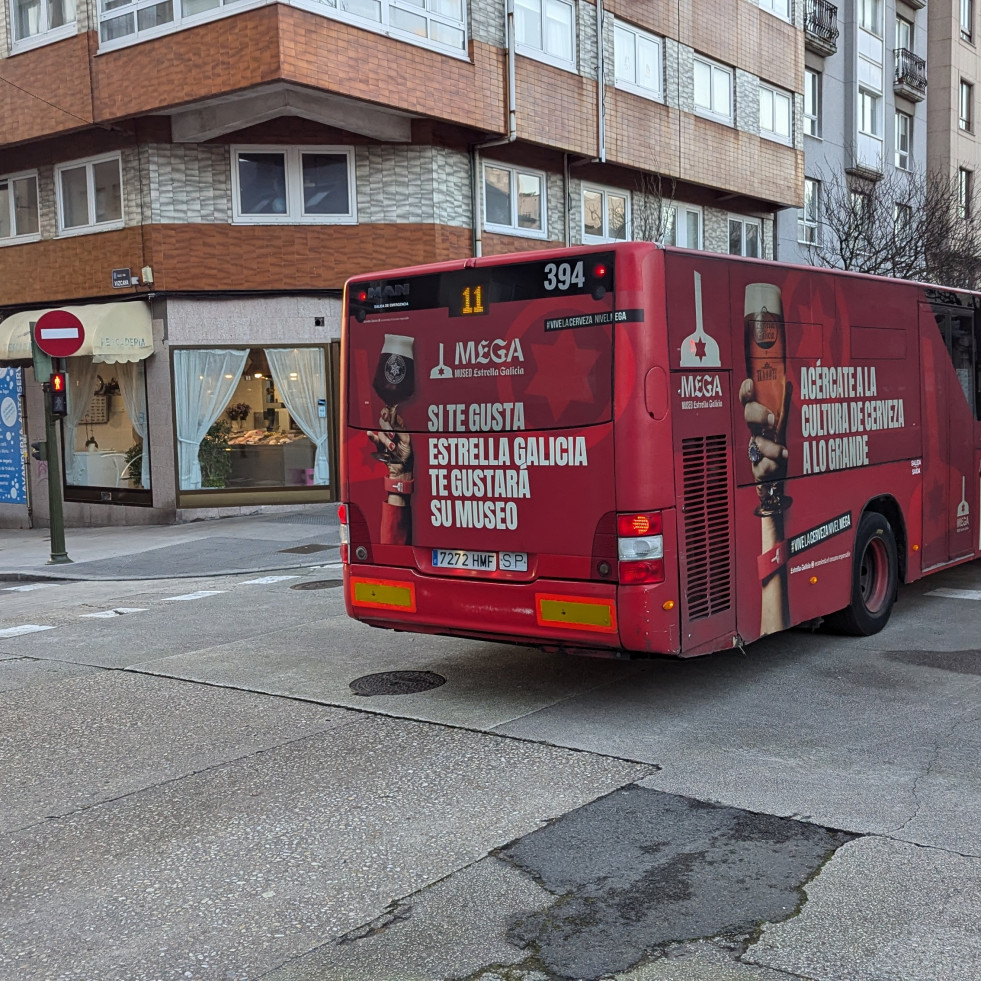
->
[34,311,85,358]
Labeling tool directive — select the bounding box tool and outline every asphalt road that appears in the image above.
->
[1,560,980,980]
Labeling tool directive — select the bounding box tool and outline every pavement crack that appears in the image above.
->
[337,900,413,944]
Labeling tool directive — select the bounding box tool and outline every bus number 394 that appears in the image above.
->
[543,261,585,291]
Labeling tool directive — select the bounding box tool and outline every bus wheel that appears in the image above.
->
[826,512,898,636]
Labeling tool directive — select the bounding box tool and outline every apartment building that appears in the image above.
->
[0,0,804,528]
[776,0,928,264]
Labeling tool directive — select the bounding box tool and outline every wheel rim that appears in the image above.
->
[859,537,889,613]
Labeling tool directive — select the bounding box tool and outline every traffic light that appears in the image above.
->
[49,371,68,416]
[30,440,46,461]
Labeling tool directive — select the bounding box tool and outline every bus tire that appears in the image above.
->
[825,512,898,636]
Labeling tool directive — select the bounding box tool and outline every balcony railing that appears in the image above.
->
[894,49,927,103]
[805,0,839,57]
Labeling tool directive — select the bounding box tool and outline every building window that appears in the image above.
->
[804,69,821,137]
[231,147,356,224]
[693,56,733,124]
[759,83,793,144]
[895,111,912,170]
[959,168,973,219]
[798,177,821,245]
[962,0,973,41]
[0,172,40,242]
[11,0,75,42]
[729,216,762,257]
[55,154,122,234]
[859,0,881,35]
[859,89,881,137]
[662,204,702,249]
[483,163,547,237]
[960,81,973,131]
[894,202,912,239]
[758,0,790,21]
[100,0,465,49]
[895,14,912,52]
[515,0,574,66]
[582,184,629,243]
[613,21,662,99]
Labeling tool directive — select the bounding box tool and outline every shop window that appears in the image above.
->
[63,360,151,499]
[173,347,331,494]
[55,154,123,234]
[232,147,356,224]
[0,172,40,243]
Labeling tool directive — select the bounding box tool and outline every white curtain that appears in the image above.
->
[174,349,247,490]
[116,360,150,489]
[265,347,330,485]
[64,357,99,485]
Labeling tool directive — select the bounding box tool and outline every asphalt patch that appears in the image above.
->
[885,649,981,676]
[498,785,853,980]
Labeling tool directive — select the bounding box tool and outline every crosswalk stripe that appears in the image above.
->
[80,608,148,618]
[926,587,981,601]
[162,590,228,602]
[3,583,58,592]
[240,575,301,585]
[0,624,55,637]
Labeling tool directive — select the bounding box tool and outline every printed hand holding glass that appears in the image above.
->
[744,283,791,515]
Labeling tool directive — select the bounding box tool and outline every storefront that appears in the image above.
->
[0,294,340,528]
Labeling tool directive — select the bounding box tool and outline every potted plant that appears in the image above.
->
[225,401,251,429]
[199,419,232,488]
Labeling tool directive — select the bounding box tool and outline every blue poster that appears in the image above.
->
[0,367,27,505]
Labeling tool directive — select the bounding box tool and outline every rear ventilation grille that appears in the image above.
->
[682,435,732,621]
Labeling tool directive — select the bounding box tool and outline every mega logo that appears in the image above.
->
[679,373,723,398]
[455,338,525,366]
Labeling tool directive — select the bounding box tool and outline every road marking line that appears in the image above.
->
[240,575,301,585]
[3,583,58,592]
[0,624,55,637]
[80,608,148,618]
[162,590,228,602]
[926,587,981,601]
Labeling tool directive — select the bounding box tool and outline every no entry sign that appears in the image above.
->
[34,310,85,358]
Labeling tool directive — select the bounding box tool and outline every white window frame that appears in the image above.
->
[859,88,881,137]
[959,168,973,219]
[859,0,882,36]
[798,177,821,245]
[893,201,912,239]
[99,0,468,56]
[581,183,631,244]
[693,55,733,125]
[482,162,548,239]
[54,153,124,236]
[0,170,41,245]
[10,0,76,50]
[613,20,663,100]
[728,215,762,257]
[804,69,821,138]
[960,80,973,131]
[895,14,912,52]
[759,82,793,145]
[662,203,703,249]
[962,0,973,41]
[231,146,357,225]
[895,111,912,170]
[758,0,791,22]
[514,0,576,70]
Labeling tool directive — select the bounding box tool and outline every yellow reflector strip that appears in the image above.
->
[351,578,416,612]
[536,593,617,633]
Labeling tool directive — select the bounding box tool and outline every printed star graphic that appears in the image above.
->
[525,332,605,419]
[694,338,707,361]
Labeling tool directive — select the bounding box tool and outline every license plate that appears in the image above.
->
[432,549,528,572]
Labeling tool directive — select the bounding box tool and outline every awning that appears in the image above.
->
[0,302,154,364]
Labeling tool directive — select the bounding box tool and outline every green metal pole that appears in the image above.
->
[43,384,71,564]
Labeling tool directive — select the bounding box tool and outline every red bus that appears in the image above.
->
[339,243,981,658]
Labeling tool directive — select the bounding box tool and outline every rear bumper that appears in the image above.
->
[344,564,681,655]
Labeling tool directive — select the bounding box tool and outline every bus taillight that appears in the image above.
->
[338,502,350,563]
[617,511,664,584]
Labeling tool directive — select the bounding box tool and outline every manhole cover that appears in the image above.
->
[279,543,333,554]
[349,671,446,696]
[290,579,342,590]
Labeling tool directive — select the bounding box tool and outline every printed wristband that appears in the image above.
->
[384,476,414,496]
[757,541,788,584]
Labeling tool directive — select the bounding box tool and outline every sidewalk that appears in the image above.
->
[0,505,342,582]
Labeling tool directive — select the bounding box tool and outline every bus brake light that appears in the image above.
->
[617,511,664,584]
[617,512,662,537]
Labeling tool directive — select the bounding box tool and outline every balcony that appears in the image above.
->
[805,0,839,57]
[894,49,927,103]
